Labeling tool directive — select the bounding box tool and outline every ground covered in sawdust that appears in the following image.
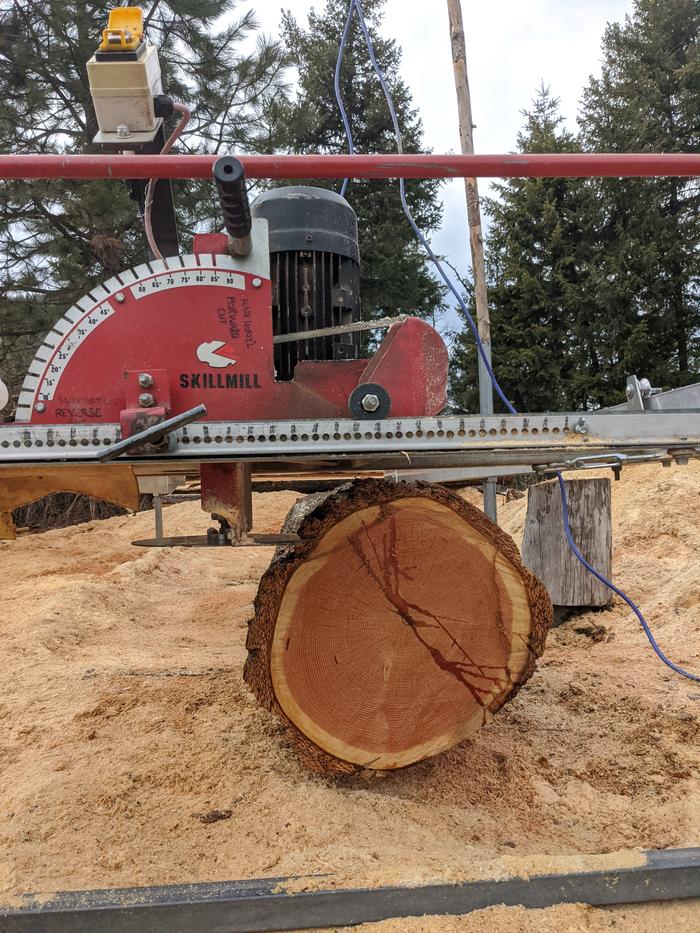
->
[1,463,699,929]
[331,899,700,931]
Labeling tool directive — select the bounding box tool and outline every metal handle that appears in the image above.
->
[534,450,668,475]
[98,404,207,462]
[213,156,252,256]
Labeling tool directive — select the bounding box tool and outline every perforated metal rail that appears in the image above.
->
[0,411,699,466]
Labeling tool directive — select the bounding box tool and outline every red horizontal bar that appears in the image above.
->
[0,153,698,180]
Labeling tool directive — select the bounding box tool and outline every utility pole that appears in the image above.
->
[446,0,497,522]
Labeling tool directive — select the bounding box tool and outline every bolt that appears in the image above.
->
[115,292,126,303]
[139,392,155,408]
[305,234,313,243]
[116,124,132,139]
[639,377,652,398]
[251,277,262,288]
[35,402,46,413]
[573,417,588,436]
[361,393,380,413]
[138,372,153,388]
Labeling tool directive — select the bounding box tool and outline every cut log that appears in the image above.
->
[522,478,612,609]
[245,480,552,774]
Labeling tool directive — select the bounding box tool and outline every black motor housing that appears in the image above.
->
[251,186,361,381]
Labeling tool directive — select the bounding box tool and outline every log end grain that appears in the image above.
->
[245,480,552,775]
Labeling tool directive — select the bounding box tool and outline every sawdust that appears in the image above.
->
[0,464,699,924]
[329,899,700,931]
[275,848,648,894]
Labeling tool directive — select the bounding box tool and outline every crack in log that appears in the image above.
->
[490,547,514,688]
[383,515,508,686]
[347,512,509,706]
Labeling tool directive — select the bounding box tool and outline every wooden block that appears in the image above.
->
[0,465,139,515]
[522,478,612,608]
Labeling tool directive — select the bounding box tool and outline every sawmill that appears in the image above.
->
[1,3,699,929]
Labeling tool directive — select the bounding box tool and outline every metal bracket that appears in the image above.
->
[98,404,206,462]
[535,450,671,478]
[626,375,662,412]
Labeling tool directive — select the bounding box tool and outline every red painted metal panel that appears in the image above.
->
[21,264,447,425]
[200,462,252,536]
[360,318,449,417]
[0,153,698,180]
[27,267,276,425]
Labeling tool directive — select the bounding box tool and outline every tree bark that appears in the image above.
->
[245,480,552,775]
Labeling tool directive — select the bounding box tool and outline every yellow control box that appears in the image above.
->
[87,7,162,142]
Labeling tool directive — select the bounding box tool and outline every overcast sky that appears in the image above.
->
[242,0,635,324]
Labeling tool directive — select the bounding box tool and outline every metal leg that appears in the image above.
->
[478,341,498,523]
[483,477,497,522]
[153,493,164,541]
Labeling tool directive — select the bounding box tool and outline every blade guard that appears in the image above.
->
[359,317,448,417]
[15,231,448,425]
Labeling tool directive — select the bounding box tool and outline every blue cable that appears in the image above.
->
[335,0,516,413]
[335,0,699,683]
[555,471,699,681]
[334,0,357,198]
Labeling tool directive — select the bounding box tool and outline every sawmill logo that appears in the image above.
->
[196,340,238,368]
[181,340,261,390]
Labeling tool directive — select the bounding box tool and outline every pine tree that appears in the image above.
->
[451,87,601,413]
[269,0,444,324]
[579,0,700,397]
[0,1,287,405]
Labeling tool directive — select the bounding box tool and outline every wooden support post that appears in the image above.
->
[522,478,613,610]
[446,0,497,522]
[153,494,164,541]
[245,480,552,774]
[0,511,16,540]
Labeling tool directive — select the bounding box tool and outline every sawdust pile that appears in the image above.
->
[1,463,699,926]
[333,899,700,931]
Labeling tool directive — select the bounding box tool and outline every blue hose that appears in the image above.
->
[335,0,516,412]
[334,0,356,198]
[334,0,699,682]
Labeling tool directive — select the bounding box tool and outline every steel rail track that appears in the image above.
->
[2,848,699,932]
[1,412,699,466]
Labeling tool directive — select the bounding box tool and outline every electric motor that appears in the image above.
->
[251,186,361,381]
